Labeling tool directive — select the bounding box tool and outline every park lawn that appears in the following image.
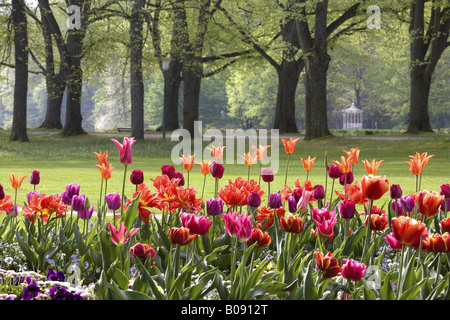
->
[0,129,449,214]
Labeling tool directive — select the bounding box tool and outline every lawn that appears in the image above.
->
[1,129,449,211]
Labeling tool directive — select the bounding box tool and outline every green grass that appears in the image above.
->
[0,129,449,211]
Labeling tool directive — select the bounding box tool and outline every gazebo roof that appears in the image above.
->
[342,102,363,114]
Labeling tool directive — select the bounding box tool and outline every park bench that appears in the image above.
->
[117,127,132,133]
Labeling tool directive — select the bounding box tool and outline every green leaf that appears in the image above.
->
[15,229,38,268]
[398,279,426,300]
[363,286,377,300]
[112,281,153,300]
[381,272,396,300]
[302,260,319,300]
[111,267,130,290]
[121,193,141,230]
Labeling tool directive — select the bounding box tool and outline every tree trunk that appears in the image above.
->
[182,55,203,136]
[130,0,145,140]
[61,0,88,137]
[163,58,182,131]
[407,67,433,133]
[10,0,29,142]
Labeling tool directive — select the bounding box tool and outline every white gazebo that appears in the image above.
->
[342,101,363,129]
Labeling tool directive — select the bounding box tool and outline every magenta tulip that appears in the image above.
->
[180,212,212,236]
[341,259,367,282]
[111,137,136,165]
[29,170,40,185]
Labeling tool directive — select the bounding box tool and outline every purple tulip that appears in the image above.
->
[247,192,262,208]
[327,164,342,179]
[0,184,5,200]
[62,183,81,205]
[440,184,450,198]
[268,192,282,209]
[161,165,176,179]
[30,170,40,185]
[71,194,86,212]
[130,170,144,185]
[206,198,223,216]
[105,193,122,211]
[400,195,415,213]
[340,199,356,219]
[390,184,402,199]
[339,171,354,186]
[175,172,185,186]
[78,204,94,220]
[391,199,403,216]
[288,196,297,213]
[313,185,325,200]
[210,161,225,179]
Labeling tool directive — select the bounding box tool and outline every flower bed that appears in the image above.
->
[0,137,449,301]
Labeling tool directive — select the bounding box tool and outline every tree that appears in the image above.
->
[10,0,29,142]
[406,0,450,133]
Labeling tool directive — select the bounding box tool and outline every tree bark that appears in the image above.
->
[10,0,29,142]
[129,0,146,140]
[406,1,450,133]
[61,0,89,137]
[163,57,182,131]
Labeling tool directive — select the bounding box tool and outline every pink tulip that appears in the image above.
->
[108,221,139,246]
[341,259,367,282]
[297,190,312,213]
[312,205,337,237]
[180,212,212,236]
[384,232,403,250]
[111,137,136,165]
[222,211,252,241]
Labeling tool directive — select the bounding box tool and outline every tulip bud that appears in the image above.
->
[287,196,297,213]
[210,161,225,179]
[440,184,450,198]
[175,172,185,186]
[340,199,355,219]
[206,198,223,216]
[62,183,81,205]
[247,192,262,208]
[105,193,121,211]
[439,218,450,233]
[30,170,40,185]
[161,164,176,179]
[312,185,325,200]
[268,193,282,209]
[339,171,354,186]
[78,204,94,220]
[390,184,402,199]
[384,232,403,250]
[130,169,144,185]
[341,259,367,282]
[260,168,274,183]
[71,194,86,212]
[130,243,156,264]
[0,184,4,200]
[400,195,415,213]
[327,164,342,179]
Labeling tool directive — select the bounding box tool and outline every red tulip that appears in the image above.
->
[169,227,197,246]
[413,190,444,218]
[246,228,271,248]
[315,251,342,278]
[108,221,140,246]
[391,216,427,248]
[279,214,305,233]
[341,259,367,282]
[439,218,450,233]
[130,243,156,264]
[361,174,389,200]
[422,233,450,253]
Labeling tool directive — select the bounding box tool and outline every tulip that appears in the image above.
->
[247,191,262,209]
[441,199,450,213]
[312,206,337,237]
[210,161,225,179]
[206,143,226,160]
[279,214,305,233]
[29,170,40,186]
[339,171,354,186]
[130,170,144,185]
[361,174,389,200]
[287,196,297,213]
[341,259,367,282]
[9,174,26,190]
[327,164,342,179]
[62,183,81,205]
[108,221,140,246]
[422,233,450,253]
[180,154,195,171]
[281,137,300,154]
[297,190,312,214]
[130,243,156,264]
[206,198,223,216]
[78,204,94,220]
[71,194,86,212]
[222,211,252,241]
[384,232,403,250]
[343,147,360,165]
[315,251,342,278]
[401,195,416,213]
[439,218,450,233]
[300,156,317,171]
[391,199,404,216]
[268,192,282,209]
[362,159,384,175]
[365,206,388,231]
[252,144,271,161]
[340,199,355,219]
[391,215,427,248]
[0,184,4,200]
[196,160,212,176]
[312,185,325,200]
[246,228,271,248]
[440,184,450,198]
[105,193,122,211]
[175,171,185,186]
[331,156,353,174]
[96,162,114,180]
[161,164,176,179]
[169,227,197,246]
[180,212,212,236]
[414,190,443,218]
[405,152,434,176]
[111,137,136,166]
[390,184,402,199]
[260,168,274,183]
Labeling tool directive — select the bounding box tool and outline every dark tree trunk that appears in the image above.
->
[182,55,203,136]
[10,0,29,142]
[61,0,88,137]
[129,0,145,140]
[163,57,182,131]
[406,1,450,133]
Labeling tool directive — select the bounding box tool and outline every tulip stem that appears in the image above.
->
[230,236,237,280]
[120,165,128,219]
[201,175,206,199]
[362,200,373,262]
[284,154,290,185]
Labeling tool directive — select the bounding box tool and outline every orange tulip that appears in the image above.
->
[94,151,108,166]
[196,160,212,175]
[246,227,271,248]
[422,233,450,253]
[9,174,26,189]
[335,181,368,205]
[362,159,384,175]
[413,190,444,218]
[279,214,305,233]
[169,227,197,246]
[331,156,353,174]
[439,218,450,233]
[180,154,195,171]
[300,156,317,171]
[361,174,389,200]
[365,205,388,231]
[0,195,15,214]
[252,144,270,161]
[238,152,257,167]
[391,215,427,248]
[315,251,342,278]
[206,144,225,160]
[343,147,360,165]
[405,152,434,176]
[281,137,300,154]
[97,162,114,180]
